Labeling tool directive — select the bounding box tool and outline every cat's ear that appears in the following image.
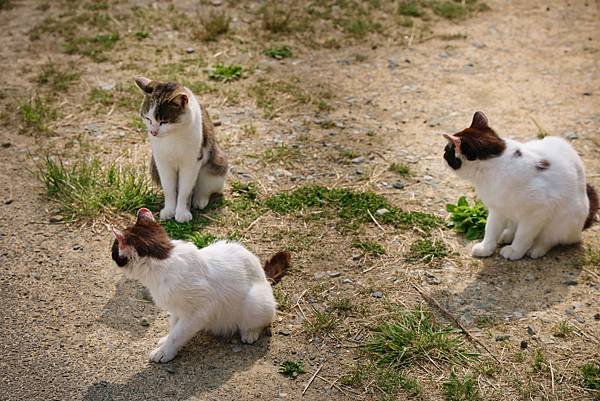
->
[172,93,188,109]
[470,111,489,130]
[134,77,154,94]
[112,228,125,245]
[136,208,155,223]
[442,133,461,149]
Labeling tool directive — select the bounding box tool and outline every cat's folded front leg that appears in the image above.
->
[472,209,505,258]
[150,314,205,363]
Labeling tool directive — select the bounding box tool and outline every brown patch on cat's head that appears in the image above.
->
[134,77,189,124]
[111,208,173,267]
[443,112,506,169]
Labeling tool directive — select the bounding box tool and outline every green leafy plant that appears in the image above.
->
[443,370,481,401]
[263,45,292,59]
[208,63,242,82]
[582,362,600,390]
[279,361,305,378]
[446,196,487,240]
[19,96,56,132]
[407,238,449,263]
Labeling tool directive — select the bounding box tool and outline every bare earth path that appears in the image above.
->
[0,1,598,400]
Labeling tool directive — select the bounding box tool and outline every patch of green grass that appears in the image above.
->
[89,88,114,106]
[265,186,442,231]
[407,238,449,263]
[208,63,242,82]
[263,45,293,59]
[196,11,231,42]
[263,144,300,163]
[582,362,600,390]
[432,1,467,19]
[389,162,412,176]
[187,232,218,248]
[85,1,109,11]
[352,240,385,256]
[160,217,211,241]
[398,1,424,17]
[365,306,476,368]
[279,361,305,378]
[337,17,382,38]
[36,61,80,92]
[553,320,574,338]
[231,181,258,201]
[19,96,56,132]
[443,370,481,401]
[376,367,422,400]
[36,156,160,220]
[134,31,150,40]
[65,32,119,62]
[474,314,495,328]
[340,363,370,387]
[585,247,600,266]
[446,196,487,240]
[303,308,337,336]
[330,297,354,313]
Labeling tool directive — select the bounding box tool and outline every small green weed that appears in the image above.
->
[582,362,600,390]
[161,217,212,241]
[89,88,114,106]
[433,1,467,19]
[389,162,411,176]
[263,144,300,163]
[303,309,337,336]
[443,370,481,401]
[352,240,385,256]
[474,314,494,328]
[65,33,119,61]
[407,238,449,263]
[376,367,422,400]
[279,361,305,378]
[398,1,424,17]
[36,61,80,92]
[446,196,487,240]
[330,297,353,313]
[337,17,382,38]
[584,247,600,266]
[208,64,242,82]
[134,31,150,40]
[533,350,547,373]
[231,181,258,201]
[196,11,231,41]
[365,306,476,368]
[340,363,370,387]
[19,96,56,132]
[37,157,160,220]
[553,320,574,338]
[263,45,292,59]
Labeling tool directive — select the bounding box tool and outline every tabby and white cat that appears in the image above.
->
[134,77,228,223]
[111,208,290,363]
[443,112,598,260]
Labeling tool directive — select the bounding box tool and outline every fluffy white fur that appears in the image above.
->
[141,85,225,223]
[451,136,589,260]
[123,240,276,363]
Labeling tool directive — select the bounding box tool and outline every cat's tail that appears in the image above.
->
[584,184,598,230]
[264,251,291,285]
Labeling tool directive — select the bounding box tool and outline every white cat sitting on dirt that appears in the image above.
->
[443,112,598,260]
[134,77,228,223]
[111,208,290,363]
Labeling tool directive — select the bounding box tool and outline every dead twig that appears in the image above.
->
[303,365,323,396]
[411,283,500,364]
[367,209,385,232]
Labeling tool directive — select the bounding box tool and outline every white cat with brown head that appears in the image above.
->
[134,77,228,223]
[443,112,598,260]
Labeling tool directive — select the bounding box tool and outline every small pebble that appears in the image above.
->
[49,215,64,223]
[375,208,389,216]
[73,245,83,251]
[31,272,40,280]
[562,279,578,286]
[351,156,365,164]
[495,335,510,341]
[341,279,353,284]
[527,325,536,336]
[565,132,579,140]
[4,199,13,205]
[520,340,528,349]
[140,317,150,327]
[328,272,341,278]
[141,288,153,302]
[185,47,195,54]
[392,181,405,190]
[278,330,290,336]
[371,291,383,298]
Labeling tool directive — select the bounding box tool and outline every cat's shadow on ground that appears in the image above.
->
[99,278,158,337]
[433,244,585,324]
[83,332,270,401]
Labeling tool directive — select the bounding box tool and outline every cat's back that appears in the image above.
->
[523,136,582,166]
[199,241,266,281]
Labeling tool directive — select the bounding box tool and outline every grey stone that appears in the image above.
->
[49,215,64,223]
[564,131,579,140]
[351,156,365,164]
[392,181,405,190]
[513,311,523,319]
[314,272,327,279]
[185,47,195,54]
[562,279,578,286]
[576,316,585,324]
[342,279,353,284]
[141,288,153,302]
[140,317,150,327]
[31,272,40,280]
[164,366,176,374]
[371,291,383,298]
[527,325,536,336]
[278,329,290,336]
[328,272,341,278]
[388,58,398,69]
[495,335,510,341]
[376,208,389,216]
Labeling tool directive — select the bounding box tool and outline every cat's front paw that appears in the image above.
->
[240,328,262,344]
[175,209,193,223]
[160,207,176,221]
[156,336,168,346]
[149,345,177,363]
[192,196,210,210]
[499,245,525,261]
[471,242,495,258]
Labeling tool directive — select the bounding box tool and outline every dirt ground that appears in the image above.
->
[0,0,598,400]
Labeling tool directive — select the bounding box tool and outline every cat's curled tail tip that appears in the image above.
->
[584,183,599,230]
[264,251,291,285]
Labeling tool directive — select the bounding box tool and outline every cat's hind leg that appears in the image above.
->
[239,283,276,344]
[193,167,226,210]
[500,214,547,260]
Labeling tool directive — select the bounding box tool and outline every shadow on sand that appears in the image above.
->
[432,244,585,324]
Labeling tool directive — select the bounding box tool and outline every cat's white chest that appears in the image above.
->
[150,132,202,168]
